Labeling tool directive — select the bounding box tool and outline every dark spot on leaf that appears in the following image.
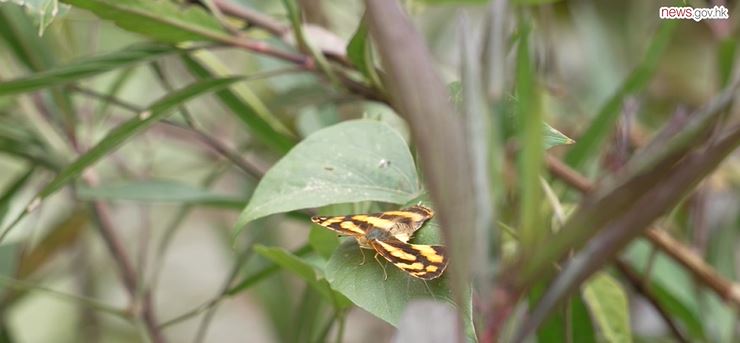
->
[324,166,334,171]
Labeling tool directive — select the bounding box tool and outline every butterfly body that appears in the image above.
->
[311,205,448,280]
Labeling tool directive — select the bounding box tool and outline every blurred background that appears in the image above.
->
[0,0,738,342]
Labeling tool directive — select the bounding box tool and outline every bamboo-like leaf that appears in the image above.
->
[0,169,35,231]
[0,43,176,96]
[61,0,227,43]
[0,5,57,71]
[40,77,242,198]
[0,77,242,244]
[181,53,297,154]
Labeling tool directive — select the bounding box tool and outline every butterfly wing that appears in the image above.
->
[378,205,435,243]
[311,205,434,239]
[370,236,448,280]
[310,215,369,237]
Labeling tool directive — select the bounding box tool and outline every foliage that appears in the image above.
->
[0,0,738,342]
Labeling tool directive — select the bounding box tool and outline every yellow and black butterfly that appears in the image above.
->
[311,205,448,280]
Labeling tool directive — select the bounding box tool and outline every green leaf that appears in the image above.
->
[346,18,381,88]
[77,179,245,208]
[0,243,18,278]
[582,273,632,343]
[254,245,350,309]
[543,123,575,149]
[325,239,456,326]
[38,77,241,198]
[309,226,339,260]
[1,0,70,36]
[0,169,35,229]
[234,119,420,231]
[0,43,176,97]
[0,5,57,71]
[61,0,227,43]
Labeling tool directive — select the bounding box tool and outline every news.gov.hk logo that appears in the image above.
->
[659,6,730,22]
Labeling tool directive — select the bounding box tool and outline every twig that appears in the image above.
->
[27,92,169,343]
[87,192,167,343]
[0,275,129,319]
[210,0,386,102]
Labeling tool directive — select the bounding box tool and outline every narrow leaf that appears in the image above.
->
[565,21,677,169]
[181,53,297,154]
[61,0,227,43]
[77,179,245,208]
[0,43,176,96]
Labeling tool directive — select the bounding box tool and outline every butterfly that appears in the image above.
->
[311,205,448,280]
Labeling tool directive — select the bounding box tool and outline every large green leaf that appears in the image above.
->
[234,120,421,231]
[582,273,632,343]
[61,0,227,43]
[325,235,456,326]
[77,179,245,208]
[0,43,175,97]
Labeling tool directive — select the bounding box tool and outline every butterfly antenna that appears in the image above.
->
[374,253,388,280]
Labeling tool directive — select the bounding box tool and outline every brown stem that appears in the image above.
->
[212,0,288,36]
[29,92,168,343]
[86,181,167,343]
[210,0,385,102]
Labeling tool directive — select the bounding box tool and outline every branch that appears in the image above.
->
[545,154,740,308]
